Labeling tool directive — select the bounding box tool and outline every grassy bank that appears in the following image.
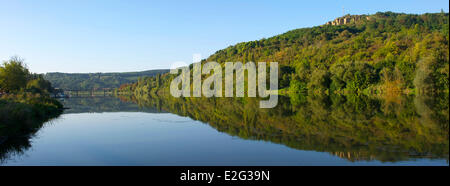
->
[0,93,63,140]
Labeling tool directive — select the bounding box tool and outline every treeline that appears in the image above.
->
[118,12,449,95]
[45,69,169,90]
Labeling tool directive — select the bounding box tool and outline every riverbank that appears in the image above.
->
[0,93,63,142]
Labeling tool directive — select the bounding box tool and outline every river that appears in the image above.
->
[1,95,448,165]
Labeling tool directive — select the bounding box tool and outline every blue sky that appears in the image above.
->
[0,0,448,73]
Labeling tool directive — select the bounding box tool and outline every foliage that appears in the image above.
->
[119,12,449,95]
[0,57,55,94]
[0,57,30,93]
[0,93,63,137]
[26,75,54,94]
[44,69,169,90]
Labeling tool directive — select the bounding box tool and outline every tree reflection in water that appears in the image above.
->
[1,94,448,163]
[121,93,449,162]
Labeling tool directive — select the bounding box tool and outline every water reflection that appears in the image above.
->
[120,93,449,163]
[61,97,166,113]
[0,97,165,164]
[0,114,60,164]
[0,94,448,164]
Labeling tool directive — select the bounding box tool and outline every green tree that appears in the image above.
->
[0,56,30,93]
[26,75,54,94]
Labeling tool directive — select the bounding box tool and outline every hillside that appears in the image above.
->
[119,12,449,95]
[45,69,169,90]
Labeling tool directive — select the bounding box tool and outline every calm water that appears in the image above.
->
[1,96,448,165]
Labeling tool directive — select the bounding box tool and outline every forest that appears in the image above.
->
[45,69,168,90]
[117,12,449,96]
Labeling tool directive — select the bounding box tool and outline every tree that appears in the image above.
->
[0,56,30,93]
[26,75,54,94]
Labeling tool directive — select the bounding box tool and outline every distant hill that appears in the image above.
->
[44,69,169,90]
